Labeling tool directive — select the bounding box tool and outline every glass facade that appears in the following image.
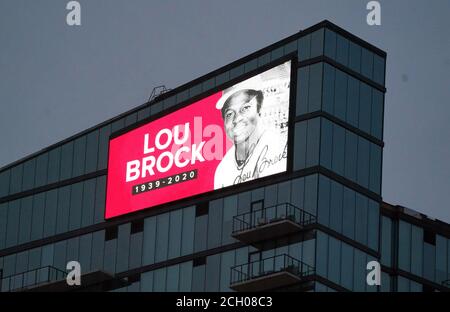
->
[0,20,448,293]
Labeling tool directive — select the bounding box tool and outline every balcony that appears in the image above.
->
[0,266,67,292]
[232,203,316,245]
[230,254,315,292]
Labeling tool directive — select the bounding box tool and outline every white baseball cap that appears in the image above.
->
[215,74,264,110]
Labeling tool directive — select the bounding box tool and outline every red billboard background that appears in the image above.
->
[105,92,230,219]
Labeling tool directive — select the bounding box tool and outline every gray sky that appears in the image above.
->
[1,0,449,223]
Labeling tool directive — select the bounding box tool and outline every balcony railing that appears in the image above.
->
[0,266,67,292]
[232,203,316,244]
[230,254,315,292]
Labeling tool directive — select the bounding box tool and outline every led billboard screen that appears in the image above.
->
[105,60,292,219]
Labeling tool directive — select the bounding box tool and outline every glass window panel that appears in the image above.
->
[34,153,48,188]
[191,265,205,292]
[361,48,374,79]
[59,142,74,181]
[56,185,71,234]
[320,119,332,169]
[316,231,328,277]
[342,187,356,240]
[359,83,372,134]
[297,67,309,116]
[72,136,86,177]
[111,118,125,133]
[205,254,221,292]
[324,29,336,59]
[81,179,96,227]
[79,233,92,272]
[155,213,170,263]
[294,121,307,170]
[47,148,62,186]
[435,235,447,283]
[207,199,222,249]
[270,47,283,61]
[41,244,54,267]
[181,206,195,255]
[53,240,67,270]
[327,237,340,284]
[164,95,176,109]
[116,223,130,273]
[331,124,345,176]
[398,220,411,272]
[380,216,392,266]
[397,276,409,292]
[380,272,391,292]
[150,102,162,115]
[97,125,111,170]
[306,118,320,167]
[125,113,137,127]
[215,71,229,86]
[68,182,83,231]
[411,225,423,277]
[179,261,193,292]
[91,230,105,271]
[303,239,316,266]
[202,77,215,92]
[140,271,154,292]
[0,203,7,249]
[229,64,245,80]
[103,238,117,274]
[137,106,150,121]
[348,41,361,73]
[334,70,348,121]
[15,251,29,274]
[353,250,366,291]
[175,91,188,105]
[28,247,41,271]
[308,63,322,113]
[244,58,258,73]
[344,130,358,182]
[189,84,202,98]
[66,237,79,264]
[238,191,250,216]
[304,174,318,215]
[310,29,324,58]
[355,193,368,245]
[357,137,370,188]
[9,164,23,194]
[153,268,167,292]
[410,281,422,292]
[3,254,17,276]
[94,176,106,224]
[85,131,99,174]
[284,40,297,55]
[329,181,343,233]
[166,264,180,292]
[6,200,20,248]
[371,89,384,140]
[346,76,360,128]
[18,196,33,244]
[322,64,335,114]
[290,178,305,212]
[336,35,349,66]
[423,242,435,281]
[168,209,183,259]
[0,169,10,197]
[367,200,379,251]
[277,181,291,204]
[369,144,382,194]
[257,53,270,67]
[43,189,58,237]
[298,34,311,61]
[222,195,237,246]
[194,214,208,253]
[143,217,156,265]
[129,232,143,270]
[22,158,36,191]
[373,54,385,85]
[341,243,353,290]
[220,250,234,292]
[317,175,330,227]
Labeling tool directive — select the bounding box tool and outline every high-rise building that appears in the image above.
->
[0,20,449,292]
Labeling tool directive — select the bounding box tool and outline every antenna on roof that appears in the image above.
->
[148,85,171,103]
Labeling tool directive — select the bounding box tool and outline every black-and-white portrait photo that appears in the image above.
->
[214,60,291,189]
